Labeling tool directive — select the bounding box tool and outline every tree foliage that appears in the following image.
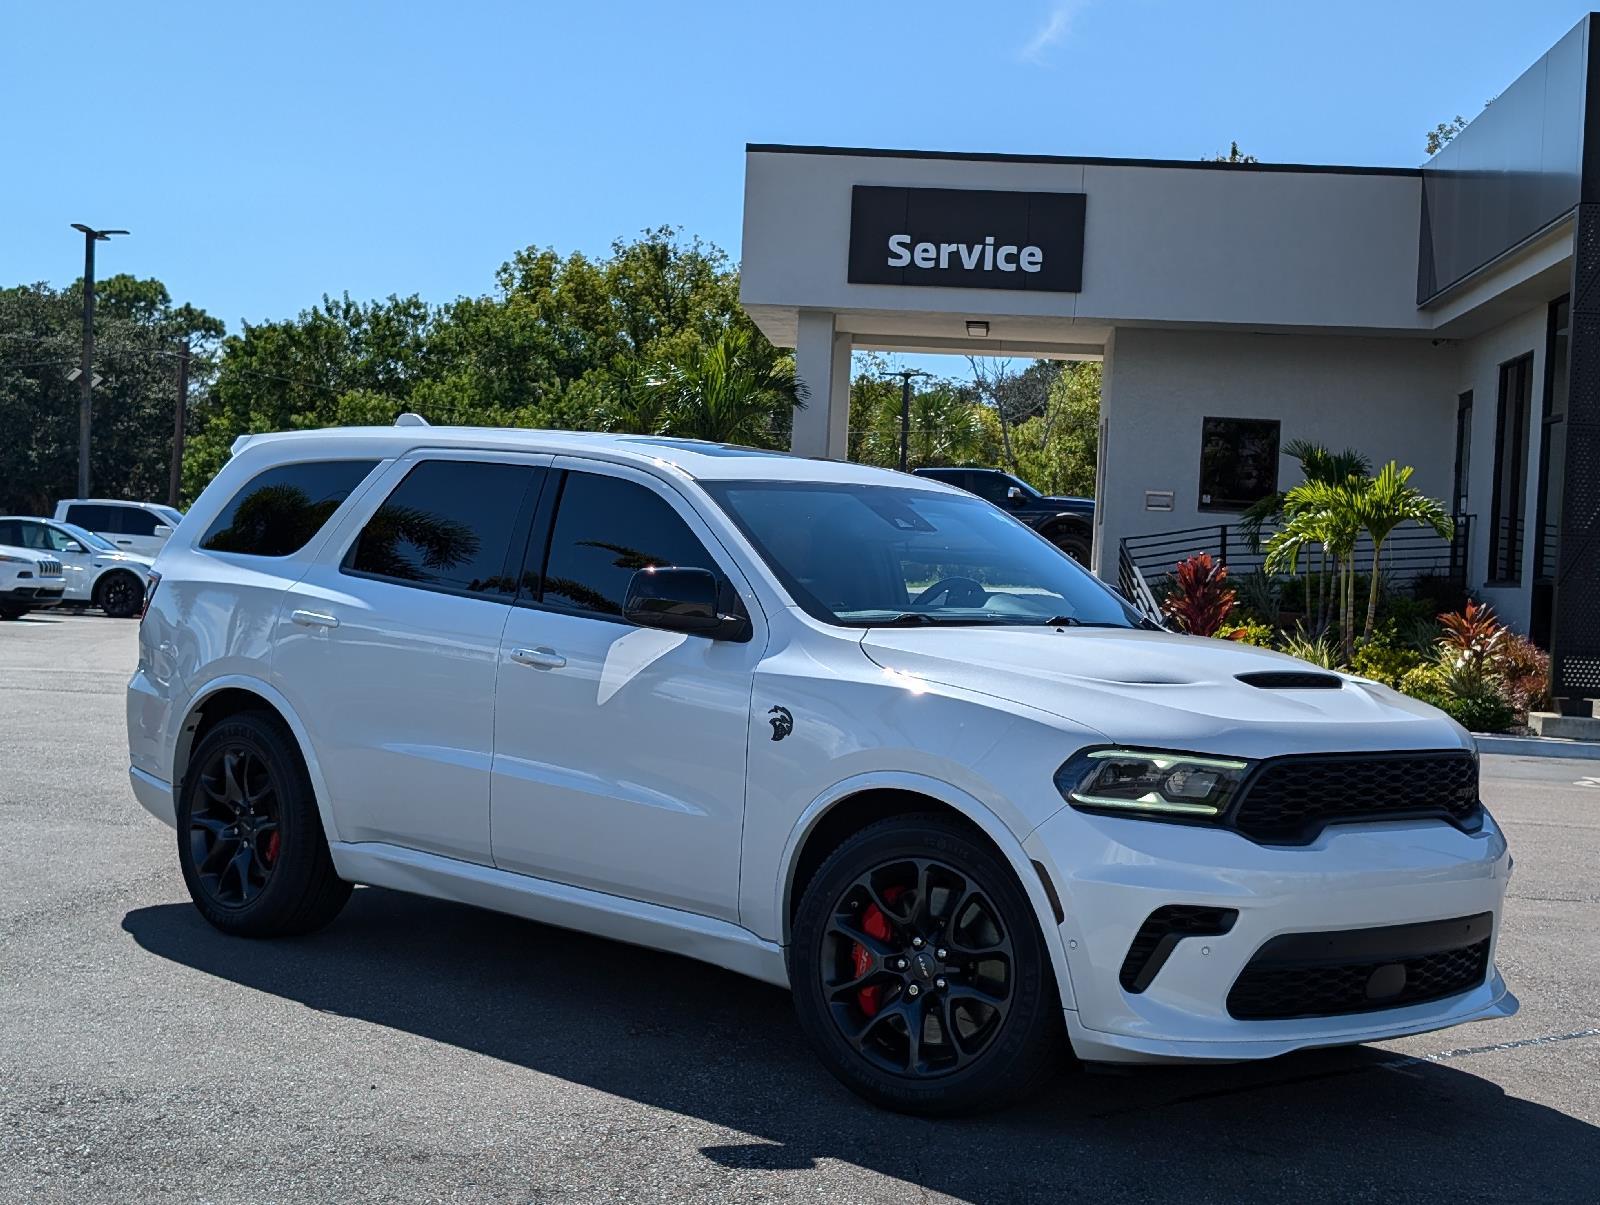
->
[181,227,791,499]
[0,276,222,513]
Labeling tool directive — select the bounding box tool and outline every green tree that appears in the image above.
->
[649,327,803,445]
[0,276,221,513]
[1208,141,1258,164]
[1355,461,1453,640]
[1264,476,1367,663]
[1425,115,1468,156]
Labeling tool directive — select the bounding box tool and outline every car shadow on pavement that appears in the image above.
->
[123,887,1600,1203]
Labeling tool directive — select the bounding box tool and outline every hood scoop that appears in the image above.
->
[1235,670,1343,690]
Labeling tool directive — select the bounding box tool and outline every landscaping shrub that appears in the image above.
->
[1498,633,1552,716]
[1278,628,1339,669]
[1350,641,1426,689]
[1224,621,1276,648]
[1163,554,1235,637]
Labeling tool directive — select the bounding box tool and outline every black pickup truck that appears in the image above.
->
[913,467,1095,564]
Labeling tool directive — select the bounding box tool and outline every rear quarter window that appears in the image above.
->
[200,460,379,557]
[66,504,121,532]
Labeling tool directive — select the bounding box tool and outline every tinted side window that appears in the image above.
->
[119,508,162,537]
[965,472,1010,503]
[541,472,718,618]
[0,520,21,546]
[347,459,535,596]
[202,460,378,557]
[67,504,119,532]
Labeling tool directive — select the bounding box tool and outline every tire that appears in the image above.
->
[95,570,144,618]
[0,606,26,620]
[789,814,1067,1116]
[176,711,351,937]
[1048,527,1092,567]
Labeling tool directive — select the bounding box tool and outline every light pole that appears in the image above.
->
[886,369,931,472]
[70,223,129,498]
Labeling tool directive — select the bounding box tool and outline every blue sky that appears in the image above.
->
[2,0,1594,358]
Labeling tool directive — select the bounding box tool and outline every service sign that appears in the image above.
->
[847,185,1086,293]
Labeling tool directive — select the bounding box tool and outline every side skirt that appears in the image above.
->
[330,841,791,989]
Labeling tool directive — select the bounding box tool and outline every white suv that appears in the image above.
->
[55,498,184,558]
[0,542,66,620]
[127,425,1515,1114]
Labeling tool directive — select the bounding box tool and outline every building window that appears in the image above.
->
[1452,391,1472,514]
[1198,417,1280,512]
[1488,353,1534,584]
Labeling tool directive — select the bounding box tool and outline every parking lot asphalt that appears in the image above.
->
[2,612,1597,1203]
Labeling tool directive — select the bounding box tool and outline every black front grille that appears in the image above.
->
[1228,751,1480,844]
[1227,913,1492,1020]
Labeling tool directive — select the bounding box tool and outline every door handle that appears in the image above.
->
[511,646,566,670]
[290,608,340,629]
[116,539,133,546]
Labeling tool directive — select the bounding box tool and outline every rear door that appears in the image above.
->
[489,459,764,921]
[62,503,121,550]
[273,451,548,864]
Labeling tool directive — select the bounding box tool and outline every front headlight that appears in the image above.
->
[1055,748,1254,819]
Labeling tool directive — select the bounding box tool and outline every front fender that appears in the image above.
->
[767,770,1079,1012]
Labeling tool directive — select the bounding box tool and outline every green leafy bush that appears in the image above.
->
[1278,628,1340,669]
[1350,642,1426,688]
[1223,621,1276,648]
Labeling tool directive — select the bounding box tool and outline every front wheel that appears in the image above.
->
[176,711,351,937]
[789,815,1067,1115]
[95,570,144,618]
[1048,528,1092,566]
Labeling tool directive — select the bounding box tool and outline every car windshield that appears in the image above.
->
[56,522,117,552]
[153,505,184,526]
[705,480,1140,628]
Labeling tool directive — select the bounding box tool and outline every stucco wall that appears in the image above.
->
[1097,328,1458,579]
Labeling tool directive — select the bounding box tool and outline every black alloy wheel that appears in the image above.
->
[822,858,1014,1078]
[188,746,282,908]
[790,815,1066,1115]
[176,711,351,937]
[1051,529,1092,567]
[96,571,143,618]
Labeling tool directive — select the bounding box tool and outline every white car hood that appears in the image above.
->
[859,625,1468,760]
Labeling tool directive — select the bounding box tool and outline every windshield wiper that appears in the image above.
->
[866,612,1010,627]
[1041,616,1137,629]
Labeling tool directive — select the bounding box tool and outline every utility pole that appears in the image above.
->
[886,369,931,472]
[169,338,190,507]
[70,223,129,499]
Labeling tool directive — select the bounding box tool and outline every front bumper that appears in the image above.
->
[1024,805,1515,1064]
[1,584,64,608]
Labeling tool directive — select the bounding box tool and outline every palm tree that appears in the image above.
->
[1264,476,1366,663]
[652,327,805,447]
[1356,461,1453,641]
[1240,441,1370,633]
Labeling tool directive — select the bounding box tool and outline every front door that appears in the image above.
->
[273,452,548,864]
[490,459,764,922]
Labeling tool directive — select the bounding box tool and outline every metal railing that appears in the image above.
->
[1119,516,1473,619]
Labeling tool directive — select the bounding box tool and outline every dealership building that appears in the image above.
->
[739,14,1600,707]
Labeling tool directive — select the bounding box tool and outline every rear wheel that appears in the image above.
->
[789,815,1067,1115]
[95,570,143,618]
[0,605,27,620]
[176,711,351,937]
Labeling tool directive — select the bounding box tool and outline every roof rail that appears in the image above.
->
[395,412,430,427]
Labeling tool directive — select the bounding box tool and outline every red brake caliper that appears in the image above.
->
[261,831,281,866]
[854,885,903,1017]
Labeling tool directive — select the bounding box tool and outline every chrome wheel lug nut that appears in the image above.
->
[911,937,924,949]
[936,948,947,960]
[895,957,907,970]
[935,978,946,990]
[906,984,920,998]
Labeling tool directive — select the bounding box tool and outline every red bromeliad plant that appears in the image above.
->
[1162,553,1236,637]
[1436,601,1508,691]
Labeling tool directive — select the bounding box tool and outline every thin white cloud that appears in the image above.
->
[1020,1,1082,63]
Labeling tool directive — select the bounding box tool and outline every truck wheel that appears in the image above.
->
[176,711,351,937]
[95,570,144,618]
[789,814,1067,1115]
[1049,528,1091,566]
[0,606,26,620]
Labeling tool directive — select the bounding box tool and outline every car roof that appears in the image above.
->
[226,426,967,490]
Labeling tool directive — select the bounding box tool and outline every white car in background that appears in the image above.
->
[53,498,184,558]
[0,517,153,618]
[0,541,65,620]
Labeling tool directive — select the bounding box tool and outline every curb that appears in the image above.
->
[1473,733,1600,761]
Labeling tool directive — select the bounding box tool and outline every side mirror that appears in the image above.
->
[1004,486,1025,505]
[153,524,173,537]
[623,567,749,641]
[63,541,85,553]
